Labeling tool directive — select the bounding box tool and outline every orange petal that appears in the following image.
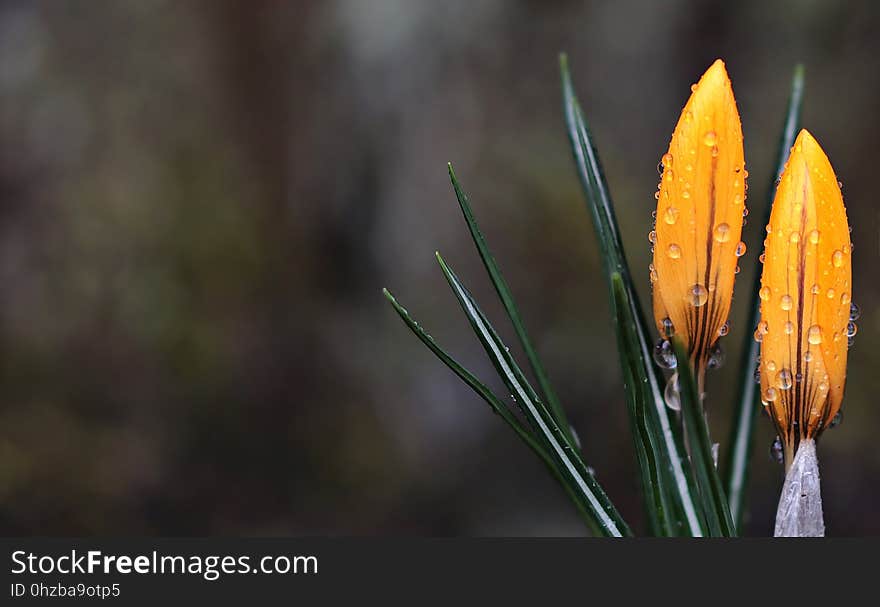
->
[652,59,746,374]
[758,129,851,465]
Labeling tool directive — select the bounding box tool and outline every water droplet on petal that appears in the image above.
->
[808,325,822,345]
[770,436,783,464]
[653,338,678,369]
[783,321,794,335]
[850,302,861,321]
[832,250,844,267]
[803,351,813,363]
[735,241,747,257]
[830,410,843,429]
[703,131,717,146]
[718,321,730,336]
[667,243,682,259]
[759,252,766,264]
[826,288,836,299]
[777,369,793,390]
[648,230,657,244]
[685,284,708,306]
[789,232,800,244]
[662,317,675,337]
[809,229,821,244]
[707,342,725,370]
[663,207,680,224]
[713,223,731,243]
[811,284,821,295]
[846,322,858,338]
[780,294,793,311]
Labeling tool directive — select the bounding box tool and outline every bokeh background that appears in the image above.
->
[0,0,877,536]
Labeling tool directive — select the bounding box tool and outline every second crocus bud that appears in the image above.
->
[651,59,747,402]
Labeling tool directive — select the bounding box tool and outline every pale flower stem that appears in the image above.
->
[774,438,825,537]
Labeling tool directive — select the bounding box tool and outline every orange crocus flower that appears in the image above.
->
[757,129,853,469]
[651,59,746,396]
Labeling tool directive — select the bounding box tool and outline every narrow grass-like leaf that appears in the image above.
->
[382,287,598,526]
[561,53,704,536]
[610,273,676,535]
[722,64,805,531]
[435,253,631,537]
[447,163,573,445]
[673,339,736,537]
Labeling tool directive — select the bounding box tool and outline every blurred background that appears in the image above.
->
[0,0,877,536]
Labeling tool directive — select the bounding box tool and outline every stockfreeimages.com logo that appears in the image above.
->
[11,550,318,581]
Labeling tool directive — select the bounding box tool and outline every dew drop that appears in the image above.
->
[663,207,680,225]
[759,252,766,264]
[807,325,822,345]
[682,190,691,199]
[662,317,675,337]
[718,321,730,336]
[832,250,844,267]
[654,191,661,200]
[649,266,658,283]
[713,223,731,243]
[826,288,836,299]
[765,387,779,403]
[811,284,821,295]
[809,229,821,245]
[685,284,708,307]
[703,130,717,146]
[664,373,681,411]
[803,351,813,363]
[783,321,794,335]
[770,436,784,464]
[653,338,678,369]
[846,322,858,338]
[648,230,657,244]
[765,359,777,372]
[707,342,725,370]
[777,369,793,390]
[830,410,843,429]
[780,294,793,311]
[759,286,771,301]
[789,232,800,244]
[667,243,682,259]
[735,241,747,257]
[662,153,673,168]
[734,265,741,274]
[850,302,861,321]
[841,292,851,306]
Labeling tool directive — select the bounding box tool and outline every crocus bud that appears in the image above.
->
[758,129,852,468]
[651,59,746,394]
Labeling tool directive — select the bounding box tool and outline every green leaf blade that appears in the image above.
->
[561,54,705,536]
[673,340,736,537]
[383,287,601,527]
[447,163,573,445]
[434,255,632,537]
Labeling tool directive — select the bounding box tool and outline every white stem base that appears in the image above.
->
[774,439,825,537]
